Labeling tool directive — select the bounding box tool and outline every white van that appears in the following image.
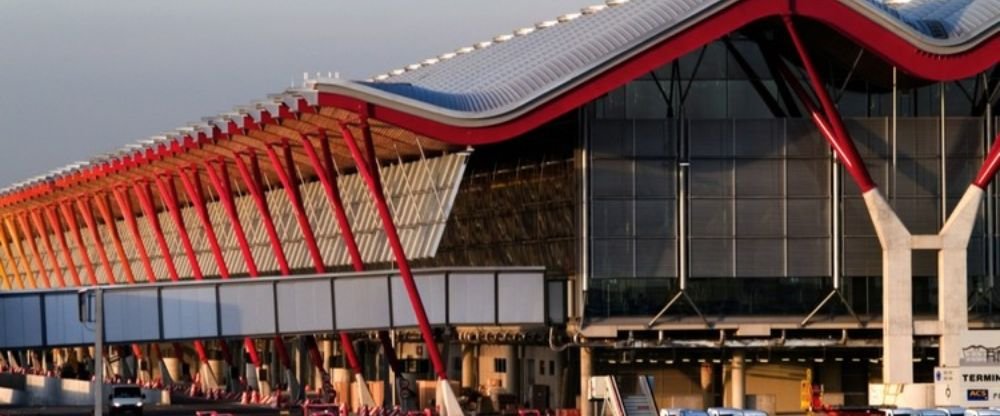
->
[881,408,916,416]
[967,410,1000,416]
[965,407,1000,416]
[108,385,146,415]
[660,408,709,416]
[706,407,768,416]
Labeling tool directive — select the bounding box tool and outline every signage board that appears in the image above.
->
[935,330,1000,406]
[934,367,1000,406]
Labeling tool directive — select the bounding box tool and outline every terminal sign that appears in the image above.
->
[935,330,1000,406]
[934,367,1000,406]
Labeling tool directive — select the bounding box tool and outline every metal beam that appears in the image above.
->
[44,205,82,287]
[29,209,66,288]
[58,200,98,286]
[338,120,448,380]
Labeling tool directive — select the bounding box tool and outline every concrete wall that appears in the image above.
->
[723,364,808,414]
[0,373,165,406]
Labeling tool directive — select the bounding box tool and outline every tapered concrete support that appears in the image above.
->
[461,345,477,389]
[938,186,981,367]
[863,190,913,384]
[355,374,376,408]
[503,345,520,399]
[580,348,593,416]
[731,351,745,409]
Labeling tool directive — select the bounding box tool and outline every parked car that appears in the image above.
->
[108,384,145,415]
[706,407,768,416]
[660,408,709,416]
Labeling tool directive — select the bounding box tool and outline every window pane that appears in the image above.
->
[591,159,634,198]
[689,238,733,277]
[736,238,785,277]
[592,200,633,237]
[736,199,783,237]
[689,199,732,237]
[636,238,676,278]
[635,160,675,198]
[592,238,634,278]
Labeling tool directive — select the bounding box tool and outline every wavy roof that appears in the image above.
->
[1,0,998,203]
[313,0,999,128]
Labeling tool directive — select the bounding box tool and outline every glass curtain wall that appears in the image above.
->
[584,31,998,319]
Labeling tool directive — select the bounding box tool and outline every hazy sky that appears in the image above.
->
[0,0,595,186]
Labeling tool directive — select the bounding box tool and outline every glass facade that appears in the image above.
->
[584,34,998,318]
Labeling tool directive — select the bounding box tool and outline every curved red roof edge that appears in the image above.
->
[2,0,998,208]
[319,0,998,145]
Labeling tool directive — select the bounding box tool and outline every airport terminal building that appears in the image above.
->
[0,0,997,414]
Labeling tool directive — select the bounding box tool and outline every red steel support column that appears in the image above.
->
[152,174,204,280]
[0,221,25,289]
[75,197,117,285]
[262,141,364,377]
[338,122,448,380]
[110,187,156,283]
[231,150,291,275]
[177,168,230,279]
[973,132,1000,188]
[3,216,36,288]
[92,193,137,285]
[147,174,212,366]
[179,166,261,371]
[202,160,262,368]
[299,133,365,270]
[230,152,294,371]
[58,200,99,286]
[202,159,259,277]
[15,213,51,288]
[29,209,67,288]
[262,142,325,273]
[299,132,404,373]
[783,15,875,192]
[132,181,181,281]
[45,205,82,287]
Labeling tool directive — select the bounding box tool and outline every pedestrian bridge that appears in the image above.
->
[0,266,562,349]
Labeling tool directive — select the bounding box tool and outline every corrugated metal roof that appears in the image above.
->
[315,0,999,120]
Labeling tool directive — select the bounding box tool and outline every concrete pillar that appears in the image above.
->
[580,348,593,416]
[937,186,980,367]
[731,351,745,409]
[461,344,477,389]
[503,345,520,402]
[864,190,913,384]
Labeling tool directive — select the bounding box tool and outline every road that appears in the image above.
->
[0,403,287,415]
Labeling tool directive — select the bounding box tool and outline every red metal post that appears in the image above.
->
[110,187,157,283]
[58,200,99,286]
[29,209,67,288]
[3,216,36,289]
[338,121,448,380]
[262,140,364,377]
[152,174,204,280]
[74,197,116,285]
[132,181,181,281]
[231,150,291,275]
[15,213,51,288]
[299,133,365,271]
[230,152,295,372]
[177,167,230,279]
[783,15,875,192]
[262,142,326,272]
[201,160,263,368]
[92,193,138,285]
[202,159,259,277]
[973,132,1000,188]
[44,205,82,286]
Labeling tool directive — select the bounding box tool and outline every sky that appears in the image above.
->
[0,0,595,186]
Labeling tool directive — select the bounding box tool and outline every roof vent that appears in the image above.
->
[456,46,475,54]
[558,13,582,22]
[494,34,515,43]
[440,52,458,60]
[606,0,629,5]
[582,5,606,14]
[514,27,536,36]
[536,20,558,29]
[474,41,493,49]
